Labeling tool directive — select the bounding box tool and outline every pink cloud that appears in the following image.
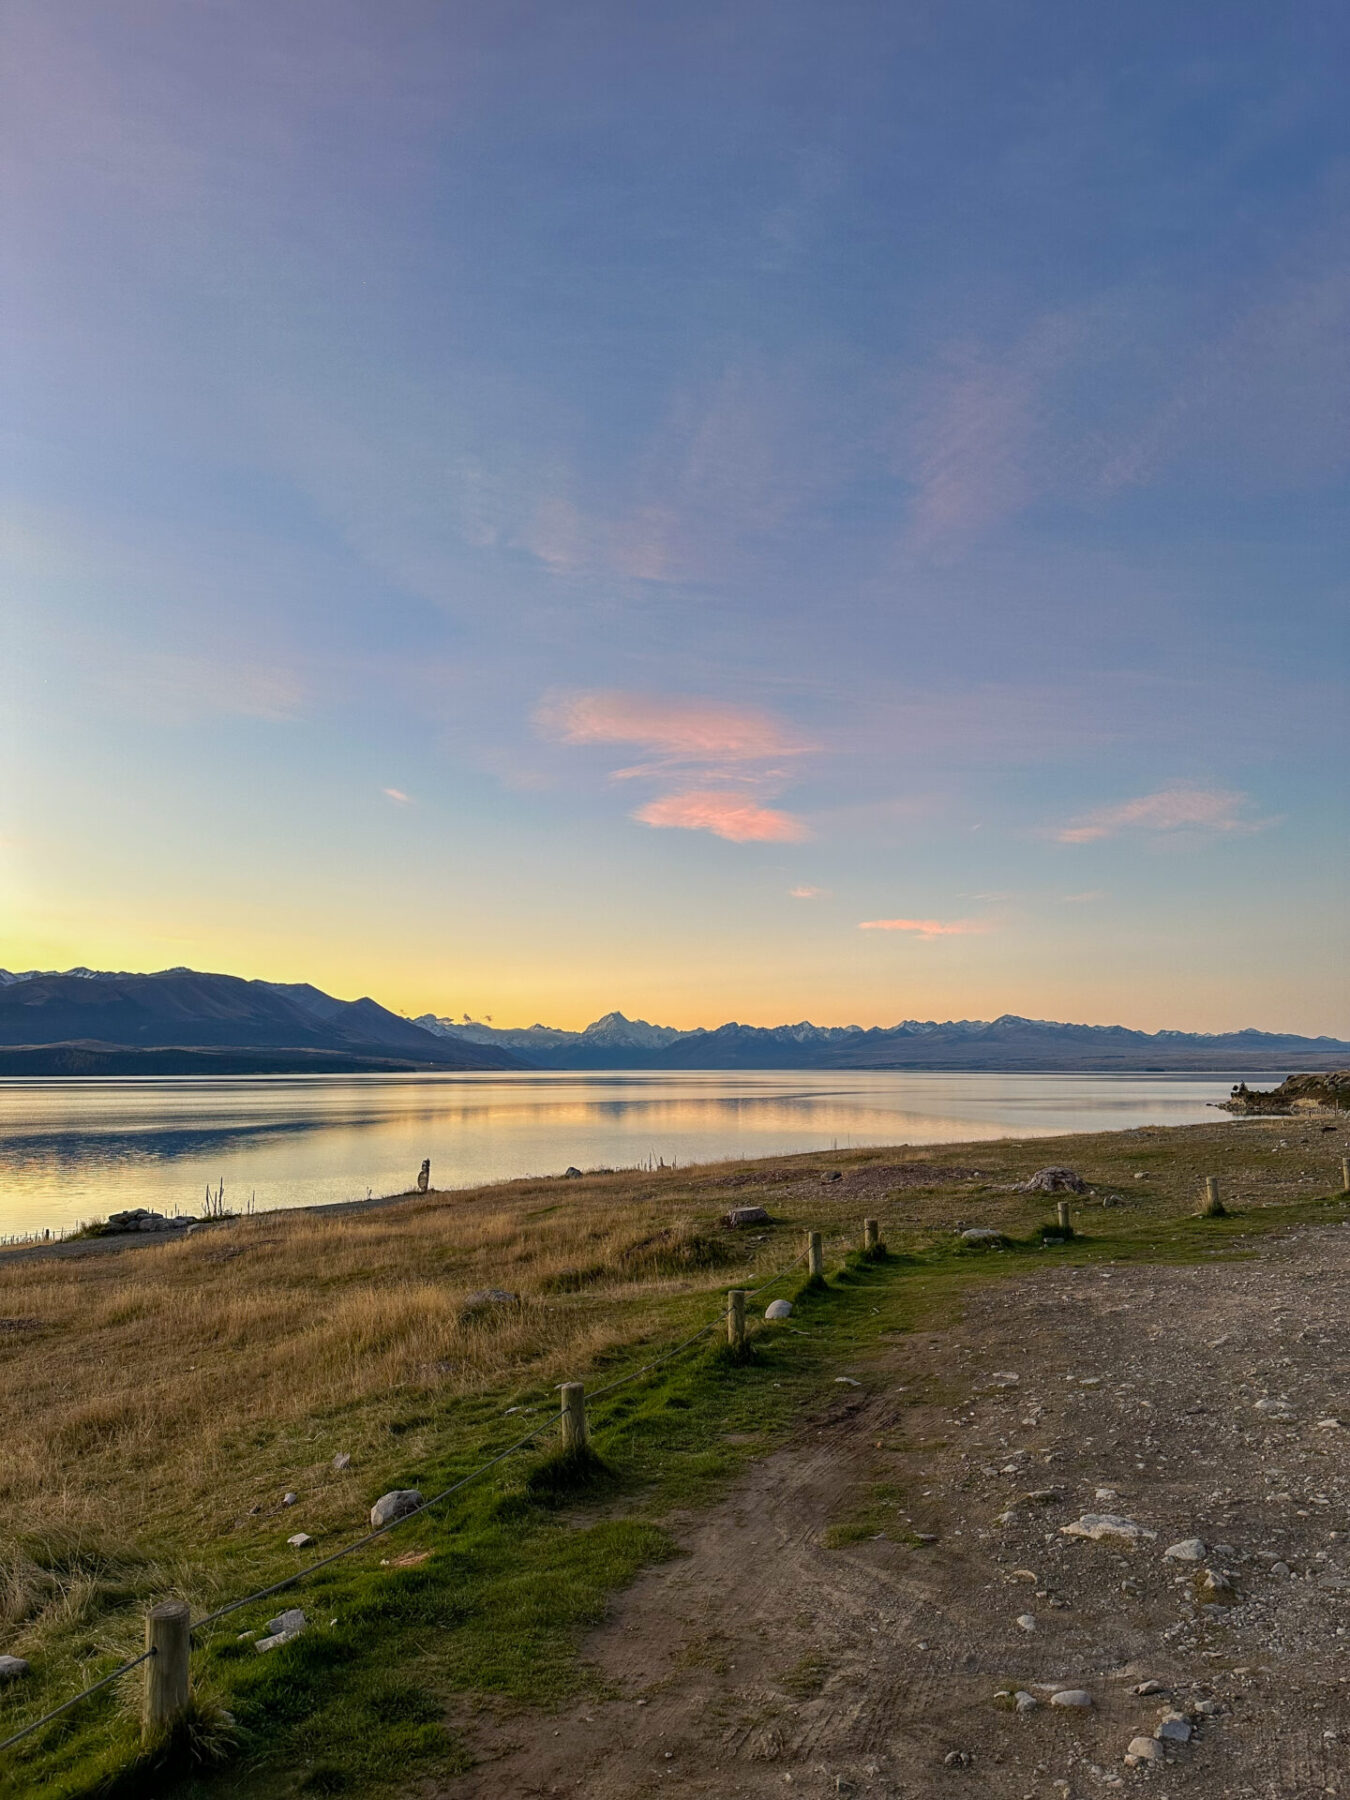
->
[382,787,413,806]
[789,884,825,898]
[537,690,808,764]
[634,791,809,843]
[858,917,988,938]
[1055,786,1270,843]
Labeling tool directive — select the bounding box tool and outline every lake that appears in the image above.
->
[0,1069,1263,1240]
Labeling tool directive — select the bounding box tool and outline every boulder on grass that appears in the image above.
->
[370,1489,424,1529]
[725,1206,770,1227]
[764,1299,793,1320]
[1016,1167,1087,1194]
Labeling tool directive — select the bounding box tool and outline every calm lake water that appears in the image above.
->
[0,1069,1262,1240]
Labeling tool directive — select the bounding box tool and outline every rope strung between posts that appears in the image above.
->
[0,1235,819,1758]
[0,1649,156,1756]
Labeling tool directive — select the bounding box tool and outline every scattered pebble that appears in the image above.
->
[1015,1613,1036,1631]
[281,1492,298,1506]
[286,1532,314,1549]
[332,1452,352,1471]
[1163,1537,1207,1562]
[1156,1712,1192,1743]
[1126,1737,1165,1764]
[1061,1513,1157,1547]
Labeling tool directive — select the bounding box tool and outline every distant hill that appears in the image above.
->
[415,1008,1350,1072]
[0,969,523,1074]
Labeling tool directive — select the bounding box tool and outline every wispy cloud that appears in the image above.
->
[539,689,812,844]
[382,787,413,806]
[537,690,808,765]
[634,791,809,844]
[789,884,826,898]
[1055,786,1272,844]
[858,917,990,938]
[1060,889,1106,903]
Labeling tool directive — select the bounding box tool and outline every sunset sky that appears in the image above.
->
[3,1,1347,1033]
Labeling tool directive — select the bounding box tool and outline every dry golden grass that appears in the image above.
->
[1,1116,1342,1671]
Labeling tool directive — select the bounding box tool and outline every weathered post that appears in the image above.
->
[1342,1157,1350,1196]
[1056,1199,1072,1233]
[807,1230,824,1279]
[727,1289,746,1351]
[143,1599,190,1740]
[863,1217,880,1254]
[1201,1176,1225,1217]
[560,1382,588,1453]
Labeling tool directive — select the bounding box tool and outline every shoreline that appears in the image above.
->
[0,1111,1305,1267]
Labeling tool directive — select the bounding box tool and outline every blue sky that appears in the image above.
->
[3,0,1347,1031]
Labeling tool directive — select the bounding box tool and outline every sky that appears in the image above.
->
[2,0,1347,1034]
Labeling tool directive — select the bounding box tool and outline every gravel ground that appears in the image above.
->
[440,1221,1350,1800]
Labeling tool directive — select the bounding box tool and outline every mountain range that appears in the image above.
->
[0,969,1344,1074]
[0,968,521,1075]
[414,1008,1350,1072]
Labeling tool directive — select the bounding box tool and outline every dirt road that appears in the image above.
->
[441,1223,1350,1800]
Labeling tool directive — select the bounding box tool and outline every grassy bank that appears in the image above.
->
[1,1116,1347,1797]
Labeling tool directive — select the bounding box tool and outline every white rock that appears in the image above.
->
[764,1299,793,1320]
[332,1451,352,1470]
[1163,1537,1206,1562]
[1015,1613,1036,1632]
[835,1377,862,1387]
[265,1607,306,1637]
[256,1631,294,1653]
[989,1371,1020,1386]
[1316,1418,1343,1430]
[286,1533,314,1549]
[1061,1513,1157,1547]
[1014,1690,1038,1713]
[1049,1688,1093,1708]
[961,1228,1004,1245]
[370,1488,424,1528]
[0,1655,29,1682]
[281,1491,298,1505]
[1126,1737,1164,1763]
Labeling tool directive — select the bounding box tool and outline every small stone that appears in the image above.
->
[265,1607,306,1637]
[1155,1713,1192,1743]
[1254,1398,1296,1419]
[1270,1560,1292,1578]
[1163,1537,1207,1562]
[961,1228,1005,1245]
[835,1376,862,1387]
[1194,1567,1237,1603]
[1134,1679,1165,1696]
[562,1166,583,1178]
[1016,1613,1037,1632]
[1061,1513,1156,1547]
[1049,1688,1093,1708]
[0,1655,30,1682]
[281,1492,298,1506]
[1126,1737,1165,1763]
[370,1488,424,1529]
[286,1532,314,1549]
[332,1452,352,1471]
[989,1371,1021,1386]
[1014,1690,1039,1713]
[725,1206,770,1227]
[943,1749,972,1767]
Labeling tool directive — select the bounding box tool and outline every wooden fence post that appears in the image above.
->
[1056,1199,1072,1233]
[560,1382,588,1453]
[143,1599,190,1739]
[1201,1176,1225,1217]
[727,1289,746,1350]
[807,1230,824,1279]
[863,1218,880,1253]
[1342,1157,1350,1196]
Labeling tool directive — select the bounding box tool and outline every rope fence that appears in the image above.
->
[0,1224,839,1762]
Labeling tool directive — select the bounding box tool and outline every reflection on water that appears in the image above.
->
[0,1069,1261,1238]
